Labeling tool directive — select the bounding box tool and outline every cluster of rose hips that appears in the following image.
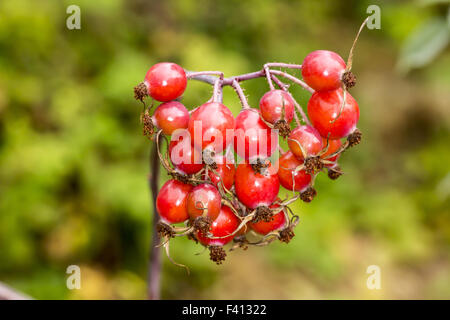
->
[134,38,363,266]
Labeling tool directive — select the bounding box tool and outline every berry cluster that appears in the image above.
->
[134,23,366,268]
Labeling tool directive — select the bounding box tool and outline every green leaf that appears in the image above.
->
[397,17,449,73]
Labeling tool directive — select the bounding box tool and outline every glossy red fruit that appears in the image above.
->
[188,102,235,152]
[234,109,278,161]
[259,90,295,124]
[249,202,286,235]
[288,125,323,160]
[153,101,189,135]
[187,183,221,220]
[156,179,193,224]
[277,151,311,192]
[307,88,359,139]
[169,136,203,175]
[321,137,342,166]
[144,62,187,102]
[204,155,235,191]
[301,50,346,92]
[235,162,280,209]
[196,206,240,246]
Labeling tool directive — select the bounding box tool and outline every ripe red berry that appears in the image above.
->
[234,109,278,161]
[144,62,187,102]
[249,202,286,235]
[277,151,312,192]
[288,125,323,160]
[156,179,193,224]
[235,162,280,209]
[204,155,235,191]
[187,183,221,221]
[259,90,295,124]
[153,101,189,135]
[196,206,240,246]
[301,50,346,92]
[169,136,203,175]
[188,102,235,152]
[307,88,359,139]
[320,137,342,166]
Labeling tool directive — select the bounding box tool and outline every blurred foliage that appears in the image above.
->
[0,0,449,299]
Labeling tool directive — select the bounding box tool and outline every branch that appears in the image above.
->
[269,69,314,93]
[231,79,250,109]
[185,70,265,87]
[148,137,161,300]
[0,282,32,300]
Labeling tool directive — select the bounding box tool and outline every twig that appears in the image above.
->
[231,79,250,109]
[265,62,302,69]
[290,93,311,126]
[148,137,161,300]
[269,69,314,93]
[264,65,275,90]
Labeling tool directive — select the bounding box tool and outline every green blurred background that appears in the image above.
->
[0,0,449,299]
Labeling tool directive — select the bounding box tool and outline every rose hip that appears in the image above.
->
[234,162,280,209]
[288,125,323,160]
[204,155,235,191]
[187,183,221,221]
[321,137,342,166]
[249,202,286,235]
[259,90,295,124]
[301,50,346,92]
[169,136,203,175]
[145,62,187,102]
[277,151,312,192]
[307,88,359,139]
[234,109,278,161]
[156,179,193,224]
[196,206,240,246]
[153,101,190,135]
[188,102,235,152]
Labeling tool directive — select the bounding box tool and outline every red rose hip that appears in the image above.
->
[249,203,286,235]
[301,50,346,92]
[196,206,240,246]
[234,109,278,161]
[277,151,312,192]
[288,125,323,160]
[234,162,280,209]
[156,179,193,224]
[187,183,222,221]
[145,62,187,102]
[169,136,203,175]
[259,90,295,124]
[307,88,359,139]
[321,137,342,166]
[204,155,235,191]
[153,101,189,135]
[188,102,235,153]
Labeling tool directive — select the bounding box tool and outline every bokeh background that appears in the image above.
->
[0,0,449,299]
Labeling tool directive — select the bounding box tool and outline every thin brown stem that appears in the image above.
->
[265,62,302,69]
[212,75,224,103]
[269,69,314,93]
[346,17,369,71]
[271,74,289,90]
[264,65,275,90]
[148,137,161,300]
[290,95,311,126]
[232,79,250,109]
